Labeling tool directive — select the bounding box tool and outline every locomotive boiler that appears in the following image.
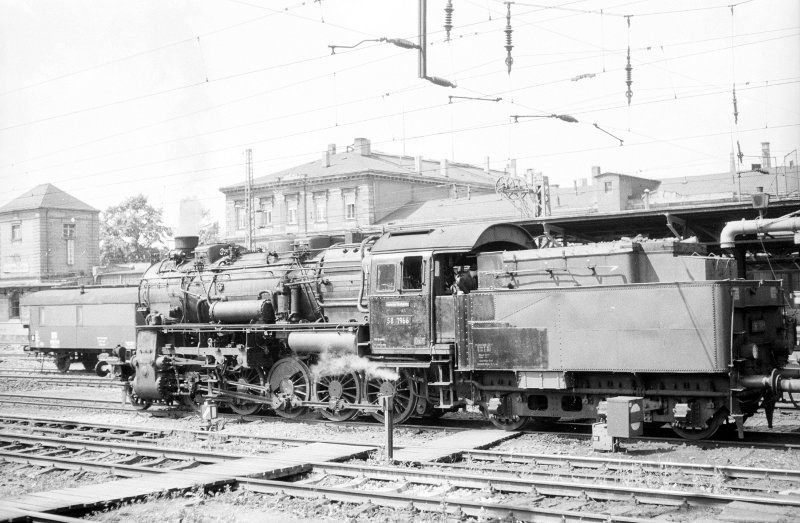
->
[115,222,800,439]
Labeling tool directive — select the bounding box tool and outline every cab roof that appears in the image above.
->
[370,223,532,254]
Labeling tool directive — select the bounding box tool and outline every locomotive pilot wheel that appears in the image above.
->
[365,370,417,425]
[224,366,265,416]
[267,358,311,419]
[314,371,362,422]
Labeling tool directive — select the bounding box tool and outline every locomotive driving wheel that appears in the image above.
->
[223,366,265,416]
[365,370,417,424]
[267,358,311,419]
[314,371,362,422]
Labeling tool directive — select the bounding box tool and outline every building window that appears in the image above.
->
[66,239,75,265]
[259,199,273,227]
[235,202,246,230]
[287,204,298,225]
[63,223,75,238]
[315,198,327,223]
[11,224,20,241]
[344,191,356,220]
[604,181,613,193]
[9,292,20,319]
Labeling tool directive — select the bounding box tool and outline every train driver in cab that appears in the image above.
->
[453,265,477,294]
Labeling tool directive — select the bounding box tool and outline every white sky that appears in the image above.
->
[0,0,798,234]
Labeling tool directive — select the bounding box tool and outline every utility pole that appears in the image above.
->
[244,148,254,251]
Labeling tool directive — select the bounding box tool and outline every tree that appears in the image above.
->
[100,194,171,264]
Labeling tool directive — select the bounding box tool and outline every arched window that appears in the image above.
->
[9,292,20,319]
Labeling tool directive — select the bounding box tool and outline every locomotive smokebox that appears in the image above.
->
[174,236,199,257]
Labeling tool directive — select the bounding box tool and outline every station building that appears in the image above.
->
[0,184,99,344]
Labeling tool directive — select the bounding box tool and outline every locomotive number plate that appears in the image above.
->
[385,315,412,325]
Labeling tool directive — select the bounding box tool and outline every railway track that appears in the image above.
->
[0,372,120,388]
[2,389,800,453]
[2,414,800,521]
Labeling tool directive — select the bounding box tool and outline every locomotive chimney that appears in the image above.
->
[174,236,199,257]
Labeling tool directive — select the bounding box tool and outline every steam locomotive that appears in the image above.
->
[81,221,796,440]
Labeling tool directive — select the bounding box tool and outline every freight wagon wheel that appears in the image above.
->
[54,354,71,373]
[671,408,727,440]
[80,354,99,372]
[365,370,417,425]
[315,372,362,422]
[267,358,311,419]
[224,367,265,416]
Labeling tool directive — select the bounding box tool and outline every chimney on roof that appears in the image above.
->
[324,143,336,167]
[761,142,771,168]
[415,155,422,175]
[440,159,449,177]
[354,137,371,156]
[591,166,601,177]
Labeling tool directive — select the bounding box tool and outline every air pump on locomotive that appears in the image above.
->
[113,220,800,439]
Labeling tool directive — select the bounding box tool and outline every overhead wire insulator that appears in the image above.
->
[625,47,633,105]
[732,84,739,124]
[444,0,454,42]
[504,2,513,75]
[625,16,632,106]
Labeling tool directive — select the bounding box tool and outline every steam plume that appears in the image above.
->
[310,350,399,381]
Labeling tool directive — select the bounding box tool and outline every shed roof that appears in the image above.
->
[0,184,98,214]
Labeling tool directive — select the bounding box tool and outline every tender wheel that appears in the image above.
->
[487,413,530,431]
[267,358,311,419]
[315,371,362,422]
[224,366,265,416]
[80,354,99,372]
[365,370,417,424]
[672,408,728,440]
[54,354,71,373]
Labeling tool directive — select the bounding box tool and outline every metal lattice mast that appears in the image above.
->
[245,148,254,251]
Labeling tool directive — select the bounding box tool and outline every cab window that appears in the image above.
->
[402,256,423,290]
[376,263,396,292]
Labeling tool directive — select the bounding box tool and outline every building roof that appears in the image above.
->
[378,192,522,226]
[219,139,499,193]
[0,184,98,214]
